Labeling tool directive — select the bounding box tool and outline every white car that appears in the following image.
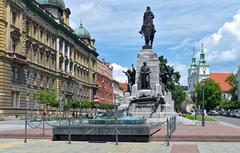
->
[235,111,240,118]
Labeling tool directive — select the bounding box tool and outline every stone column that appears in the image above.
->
[56,38,60,71]
[62,42,65,72]
[67,46,70,73]
[62,41,65,57]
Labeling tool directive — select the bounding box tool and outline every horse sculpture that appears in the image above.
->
[139,6,156,48]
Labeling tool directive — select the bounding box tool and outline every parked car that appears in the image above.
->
[208,110,219,116]
[229,110,236,118]
[235,111,240,118]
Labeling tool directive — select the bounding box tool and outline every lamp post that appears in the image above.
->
[201,80,205,127]
[79,101,82,123]
[195,92,197,120]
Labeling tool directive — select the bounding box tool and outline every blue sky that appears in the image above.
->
[65,0,240,85]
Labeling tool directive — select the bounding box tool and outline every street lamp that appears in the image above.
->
[194,92,198,120]
[79,101,82,123]
[201,80,205,127]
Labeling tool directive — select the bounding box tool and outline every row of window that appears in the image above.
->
[61,81,90,98]
[27,44,56,70]
[26,72,55,89]
[59,42,91,69]
[30,24,56,50]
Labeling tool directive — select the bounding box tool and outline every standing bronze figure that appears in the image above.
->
[139,6,156,48]
[123,64,136,92]
[140,62,151,89]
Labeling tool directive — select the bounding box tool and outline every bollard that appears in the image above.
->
[24,115,27,143]
[59,116,61,126]
[42,116,45,137]
[115,116,118,145]
[170,117,172,138]
[174,116,176,131]
[68,117,71,144]
[167,118,170,146]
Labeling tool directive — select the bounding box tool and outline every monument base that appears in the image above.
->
[142,45,152,49]
[52,124,161,142]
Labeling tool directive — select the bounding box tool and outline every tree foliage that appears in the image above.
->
[158,55,186,111]
[195,79,222,111]
[225,73,238,101]
[35,90,59,108]
[171,85,186,111]
[219,99,240,109]
[159,55,181,90]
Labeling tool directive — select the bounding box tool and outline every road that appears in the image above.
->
[211,116,240,127]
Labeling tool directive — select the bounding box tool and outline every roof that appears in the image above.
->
[120,83,128,92]
[210,73,232,92]
[75,24,91,39]
[35,0,65,9]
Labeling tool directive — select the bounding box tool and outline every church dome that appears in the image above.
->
[74,23,91,39]
[35,0,65,9]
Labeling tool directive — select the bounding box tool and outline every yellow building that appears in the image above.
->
[0,0,98,118]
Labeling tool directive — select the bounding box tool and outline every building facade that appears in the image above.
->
[113,80,124,105]
[0,0,98,117]
[96,59,113,104]
[188,44,210,94]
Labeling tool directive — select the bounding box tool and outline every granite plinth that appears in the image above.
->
[52,123,160,142]
[136,48,160,90]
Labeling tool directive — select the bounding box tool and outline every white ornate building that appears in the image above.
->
[188,44,210,94]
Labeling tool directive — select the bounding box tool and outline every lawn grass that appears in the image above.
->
[184,114,216,121]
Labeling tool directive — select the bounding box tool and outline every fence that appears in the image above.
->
[24,115,79,143]
[166,116,177,146]
[24,114,176,145]
[24,113,122,145]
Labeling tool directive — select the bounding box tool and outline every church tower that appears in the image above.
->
[188,47,198,93]
[197,43,210,82]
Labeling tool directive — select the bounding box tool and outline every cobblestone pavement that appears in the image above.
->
[0,139,239,153]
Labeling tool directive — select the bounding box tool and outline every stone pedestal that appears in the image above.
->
[123,47,176,118]
[136,48,160,90]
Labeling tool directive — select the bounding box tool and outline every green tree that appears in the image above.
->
[225,74,238,101]
[159,55,186,111]
[35,90,58,108]
[195,79,222,111]
[159,55,181,90]
[171,85,186,111]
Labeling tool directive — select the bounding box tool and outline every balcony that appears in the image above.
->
[7,52,27,65]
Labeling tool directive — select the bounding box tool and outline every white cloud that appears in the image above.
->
[110,63,128,83]
[168,38,192,51]
[169,62,188,86]
[201,10,240,65]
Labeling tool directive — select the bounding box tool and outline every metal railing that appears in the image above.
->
[166,116,177,146]
[24,115,78,144]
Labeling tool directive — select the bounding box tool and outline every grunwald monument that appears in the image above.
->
[53,6,176,143]
[123,6,176,120]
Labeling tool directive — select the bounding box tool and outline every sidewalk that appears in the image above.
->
[151,121,240,142]
[0,140,239,153]
[0,128,52,139]
[1,119,240,142]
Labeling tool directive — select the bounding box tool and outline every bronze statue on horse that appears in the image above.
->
[139,6,156,48]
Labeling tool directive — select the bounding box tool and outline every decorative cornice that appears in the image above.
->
[22,0,98,57]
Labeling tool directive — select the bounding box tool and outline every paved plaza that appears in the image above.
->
[152,121,240,141]
[0,118,240,153]
[0,139,239,153]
